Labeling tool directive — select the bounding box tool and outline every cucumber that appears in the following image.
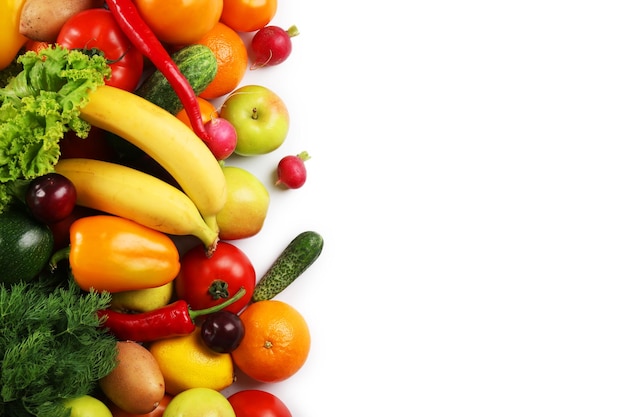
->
[135,44,217,114]
[251,231,324,302]
[0,205,54,285]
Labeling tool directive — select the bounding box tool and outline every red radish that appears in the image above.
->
[275,151,310,189]
[250,25,299,69]
[203,117,238,160]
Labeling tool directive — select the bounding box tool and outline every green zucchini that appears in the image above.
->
[252,231,324,302]
[135,44,217,114]
[0,205,54,285]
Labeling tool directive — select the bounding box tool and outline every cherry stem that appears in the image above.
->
[188,287,246,319]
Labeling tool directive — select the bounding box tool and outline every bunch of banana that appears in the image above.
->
[64,85,228,254]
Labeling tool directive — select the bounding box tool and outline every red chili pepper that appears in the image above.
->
[98,287,246,342]
[104,0,210,142]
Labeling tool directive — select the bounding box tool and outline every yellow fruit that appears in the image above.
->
[149,326,234,395]
[110,281,174,313]
[64,395,112,417]
[162,388,235,417]
[216,166,270,240]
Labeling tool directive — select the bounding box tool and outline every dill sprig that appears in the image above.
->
[0,279,118,417]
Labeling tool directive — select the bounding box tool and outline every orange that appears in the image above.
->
[220,0,277,33]
[148,326,234,395]
[135,0,223,45]
[231,300,311,383]
[196,22,248,100]
[176,96,218,129]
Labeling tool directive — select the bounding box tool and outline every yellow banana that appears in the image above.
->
[79,85,227,227]
[55,158,218,251]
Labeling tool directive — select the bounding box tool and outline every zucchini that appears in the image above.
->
[251,231,324,302]
[0,205,54,285]
[135,44,217,114]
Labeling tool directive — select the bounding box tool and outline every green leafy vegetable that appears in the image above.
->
[0,46,111,213]
[0,279,118,417]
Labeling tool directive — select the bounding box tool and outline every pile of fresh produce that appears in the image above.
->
[0,0,321,416]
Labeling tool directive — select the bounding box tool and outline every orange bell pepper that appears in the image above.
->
[65,215,181,293]
[1,0,28,70]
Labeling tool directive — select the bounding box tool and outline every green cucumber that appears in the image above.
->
[0,205,54,285]
[135,44,217,114]
[251,231,324,302]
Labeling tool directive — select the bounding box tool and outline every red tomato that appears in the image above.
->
[227,390,292,417]
[56,8,144,91]
[175,242,255,314]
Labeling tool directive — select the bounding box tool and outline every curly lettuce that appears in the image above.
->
[0,46,111,212]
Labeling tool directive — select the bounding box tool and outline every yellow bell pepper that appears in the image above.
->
[0,0,28,70]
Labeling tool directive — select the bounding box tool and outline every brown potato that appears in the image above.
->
[19,0,104,42]
[99,340,166,415]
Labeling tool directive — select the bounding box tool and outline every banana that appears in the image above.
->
[79,85,227,227]
[55,158,219,251]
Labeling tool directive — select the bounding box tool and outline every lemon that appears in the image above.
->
[149,326,234,395]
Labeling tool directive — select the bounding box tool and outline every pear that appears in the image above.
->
[110,281,174,312]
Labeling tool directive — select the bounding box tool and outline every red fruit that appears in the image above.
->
[228,390,293,417]
[204,117,237,160]
[25,173,77,224]
[275,151,310,189]
[250,25,299,69]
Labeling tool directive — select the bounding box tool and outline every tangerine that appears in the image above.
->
[231,300,311,383]
[197,22,248,100]
[149,326,234,395]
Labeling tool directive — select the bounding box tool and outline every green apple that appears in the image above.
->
[163,388,235,417]
[109,281,174,312]
[216,166,270,240]
[219,85,289,156]
[64,395,113,417]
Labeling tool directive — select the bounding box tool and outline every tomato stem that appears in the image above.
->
[208,279,230,299]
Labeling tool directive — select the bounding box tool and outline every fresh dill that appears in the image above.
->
[0,278,118,417]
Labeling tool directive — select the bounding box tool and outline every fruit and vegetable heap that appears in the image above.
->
[0,0,321,416]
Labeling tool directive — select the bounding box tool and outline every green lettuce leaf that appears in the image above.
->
[0,46,111,213]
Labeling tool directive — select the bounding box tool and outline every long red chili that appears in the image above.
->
[104,0,210,143]
[98,287,246,342]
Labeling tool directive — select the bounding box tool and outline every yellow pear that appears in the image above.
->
[110,281,174,312]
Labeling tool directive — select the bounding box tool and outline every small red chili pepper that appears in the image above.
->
[104,0,210,142]
[98,287,246,342]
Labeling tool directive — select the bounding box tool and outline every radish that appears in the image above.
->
[275,151,310,189]
[250,25,299,69]
[203,117,237,160]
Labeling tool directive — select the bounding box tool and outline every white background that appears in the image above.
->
[215,1,626,416]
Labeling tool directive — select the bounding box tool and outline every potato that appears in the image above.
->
[19,0,104,42]
[99,340,166,415]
